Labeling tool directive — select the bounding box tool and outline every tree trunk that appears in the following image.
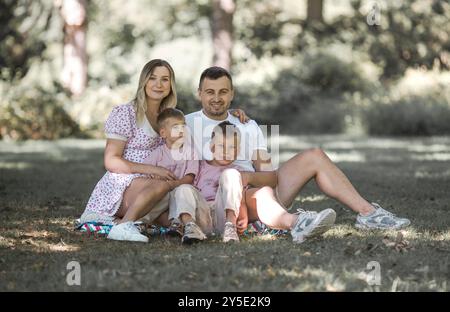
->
[59,0,87,97]
[211,0,235,70]
[307,0,323,22]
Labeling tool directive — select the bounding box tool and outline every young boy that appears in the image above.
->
[176,121,336,243]
[143,108,208,245]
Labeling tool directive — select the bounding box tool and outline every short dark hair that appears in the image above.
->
[211,121,240,141]
[157,108,185,129]
[198,66,233,90]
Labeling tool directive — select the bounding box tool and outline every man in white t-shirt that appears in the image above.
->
[185,66,411,232]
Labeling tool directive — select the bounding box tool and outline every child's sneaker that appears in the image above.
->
[291,208,336,244]
[107,221,149,243]
[223,221,239,243]
[182,222,206,245]
[167,220,184,237]
[355,203,410,230]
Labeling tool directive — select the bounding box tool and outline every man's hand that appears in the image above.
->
[230,108,250,123]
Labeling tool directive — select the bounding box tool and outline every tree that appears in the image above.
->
[211,0,236,70]
[307,0,323,22]
[0,0,52,80]
[58,0,88,97]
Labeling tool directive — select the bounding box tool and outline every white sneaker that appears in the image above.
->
[291,208,336,244]
[182,222,206,245]
[355,203,411,230]
[107,221,149,243]
[223,222,239,243]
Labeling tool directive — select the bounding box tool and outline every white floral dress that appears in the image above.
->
[83,102,163,217]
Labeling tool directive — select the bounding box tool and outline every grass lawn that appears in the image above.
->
[0,135,449,291]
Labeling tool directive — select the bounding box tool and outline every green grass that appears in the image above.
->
[0,136,449,291]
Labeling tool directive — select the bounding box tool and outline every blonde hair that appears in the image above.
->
[133,59,177,124]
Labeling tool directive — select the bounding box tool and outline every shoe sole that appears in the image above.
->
[295,209,336,243]
[182,236,205,245]
[167,230,183,238]
[355,221,411,230]
[223,238,239,243]
[107,235,149,243]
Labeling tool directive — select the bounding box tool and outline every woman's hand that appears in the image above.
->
[230,108,250,123]
[150,166,177,181]
[165,180,180,191]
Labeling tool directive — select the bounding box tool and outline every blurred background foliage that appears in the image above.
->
[0,0,449,139]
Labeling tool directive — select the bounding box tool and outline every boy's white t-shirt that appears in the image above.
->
[185,110,268,172]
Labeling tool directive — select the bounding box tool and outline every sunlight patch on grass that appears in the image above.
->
[48,218,74,228]
[414,169,450,179]
[47,242,80,252]
[276,268,305,279]
[325,225,369,238]
[279,151,366,163]
[292,266,346,292]
[250,235,281,242]
[326,151,366,163]
[411,153,450,161]
[323,141,358,149]
[327,226,450,243]
[21,230,59,239]
[417,229,450,242]
[12,236,81,252]
[0,139,104,153]
[0,228,80,252]
[0,162,32,170]
[297,194,328,203]
[0,235,16,248]
[408,144,450,153]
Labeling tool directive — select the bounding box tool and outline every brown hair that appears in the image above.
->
[198,66,233,90]
[156,108,185,130]
[211,121,240,141]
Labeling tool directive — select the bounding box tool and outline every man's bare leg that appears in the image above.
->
[276,148,375,216]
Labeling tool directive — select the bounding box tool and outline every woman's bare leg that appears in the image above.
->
[276,148,374,216]
[245,187,297,230]
[116,178,170,223]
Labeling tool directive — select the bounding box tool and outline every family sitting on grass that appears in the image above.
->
[79,59,410,244]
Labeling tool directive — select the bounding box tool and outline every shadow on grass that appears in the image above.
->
[1,209,449,291]
[1,137,450,291]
